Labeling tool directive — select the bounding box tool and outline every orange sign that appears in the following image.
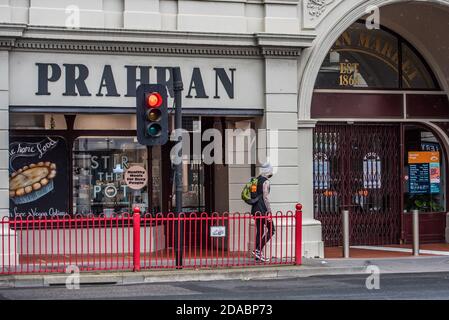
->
[408,151,440,164]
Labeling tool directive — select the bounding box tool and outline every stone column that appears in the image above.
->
[0,50,17,267]
[227,120,252,253]
[246,57,300,259]
[298,120,324,258]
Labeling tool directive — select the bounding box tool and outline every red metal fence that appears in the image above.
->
[0,204,302,274]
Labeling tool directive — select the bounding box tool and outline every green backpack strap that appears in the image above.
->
[241,177,260,205]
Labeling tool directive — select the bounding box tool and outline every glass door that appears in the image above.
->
[402,124,447,243]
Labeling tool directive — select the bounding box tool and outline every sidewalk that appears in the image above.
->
[324,243,449,259]
[1,255,449,289]
[325,243,449,258]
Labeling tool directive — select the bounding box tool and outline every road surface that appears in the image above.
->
[1,272,449,300]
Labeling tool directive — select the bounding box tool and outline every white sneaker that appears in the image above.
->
[258,252,270,262]
[251,250,260,260]
[251,250,270,262]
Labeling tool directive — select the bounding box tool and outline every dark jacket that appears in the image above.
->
[251,175,268,215]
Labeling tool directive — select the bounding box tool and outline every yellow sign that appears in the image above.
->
[408,151,440,164]
[339,62,361,87]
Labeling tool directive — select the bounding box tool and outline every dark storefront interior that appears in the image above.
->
[8,114,225,218]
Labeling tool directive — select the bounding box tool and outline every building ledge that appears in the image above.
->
[0,23,316,57]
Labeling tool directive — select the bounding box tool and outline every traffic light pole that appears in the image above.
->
[172,67,184,269]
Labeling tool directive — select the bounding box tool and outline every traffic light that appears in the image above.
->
[136,84,169,146]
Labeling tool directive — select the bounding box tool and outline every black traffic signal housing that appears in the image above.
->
[136,84,169,146]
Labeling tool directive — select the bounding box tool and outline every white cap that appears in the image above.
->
[260,162,273,176]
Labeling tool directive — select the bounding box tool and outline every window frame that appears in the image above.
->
[316,20,441,91]
[402,123,448,214]
[9,114,152,218]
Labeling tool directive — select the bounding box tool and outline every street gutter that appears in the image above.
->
[2,256,449,289]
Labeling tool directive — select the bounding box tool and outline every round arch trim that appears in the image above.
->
[298,0,449,120]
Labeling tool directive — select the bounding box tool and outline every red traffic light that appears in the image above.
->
[146,92,163,108]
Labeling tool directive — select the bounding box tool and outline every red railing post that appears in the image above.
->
[133,207,141,272]
[295,203,303,265]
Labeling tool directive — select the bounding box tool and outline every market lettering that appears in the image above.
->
[36,63,236,99]
[334,30,419,84]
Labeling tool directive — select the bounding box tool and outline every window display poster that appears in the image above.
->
[363,152,381,189]
[421,142,440,152]
[409,163,430,194]
[313,153,329,190]
[430,162,441,193]
[408,151,440,194]
[124,166,148,190]
[9,136,69,217]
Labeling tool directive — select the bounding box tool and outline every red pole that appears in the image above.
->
[133,207,141,272]
[295,203,303,266]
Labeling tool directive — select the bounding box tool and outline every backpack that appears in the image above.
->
[241,177,261,205]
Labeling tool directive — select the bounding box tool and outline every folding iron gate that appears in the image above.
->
[313,123,401,246]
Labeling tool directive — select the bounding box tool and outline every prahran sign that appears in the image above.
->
[10,52,264,110]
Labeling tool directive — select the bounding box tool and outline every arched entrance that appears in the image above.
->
[298,0,449,120]
[309,16,449,247]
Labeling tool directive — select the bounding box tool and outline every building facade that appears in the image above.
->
[1,0,449,261]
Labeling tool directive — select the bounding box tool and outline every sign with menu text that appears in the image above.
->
[408,151,440,194]
[9,136,69,217]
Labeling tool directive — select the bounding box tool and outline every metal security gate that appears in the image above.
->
[313,123,401,246]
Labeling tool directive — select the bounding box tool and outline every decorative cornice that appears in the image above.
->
[14,39,262,56]
[260,46,301,57]
[0,23,316,57]
[307,0,336,19]
[255,32,315,47]
[297,119,318,128]
[0,39,15,49]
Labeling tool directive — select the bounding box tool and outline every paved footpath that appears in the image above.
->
[1,256,449,289]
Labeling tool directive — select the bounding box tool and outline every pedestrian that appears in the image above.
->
[251,162,275,262]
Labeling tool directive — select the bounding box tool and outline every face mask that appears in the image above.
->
[267,174,273,178]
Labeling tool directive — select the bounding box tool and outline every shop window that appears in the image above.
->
[404,125,446,213]
[313,152,330,190]
[74,115,136,130]
[401,43,438,89]
[73,136,150,215]
[315,22,439,90]
[10,114,67,130]
[363,152,381,189]
[151,146,162,214]
[181,160,205,213]
[313,130,339,214]
[178,118,205,213]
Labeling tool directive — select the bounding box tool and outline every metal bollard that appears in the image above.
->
[295,203,303,265]
[133,207,141,271]
[342,210,350,258]
[412,209,419,256]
